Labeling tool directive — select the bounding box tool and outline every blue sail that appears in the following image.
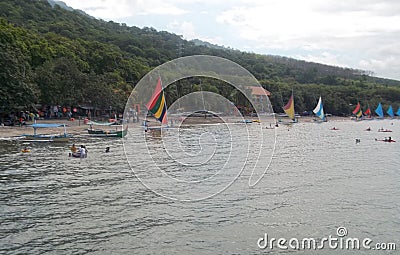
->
[387,105,394,117]
[396,107,400,116]
[313,96,325,121]
[375,103,384,118]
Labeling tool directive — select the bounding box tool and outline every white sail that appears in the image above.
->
[313,96,325,121]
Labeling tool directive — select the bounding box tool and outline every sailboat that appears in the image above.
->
[396,107,400,117]
[279,93,297,124]
[144,77,168,132]
[352,102,363,121]
[363,105,373,120]
[375,103,384,119]
[313,96,326,122]
[387,105,394,118]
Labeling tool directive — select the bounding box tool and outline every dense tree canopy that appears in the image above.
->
[0,0,399,116]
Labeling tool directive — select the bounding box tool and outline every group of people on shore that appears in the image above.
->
[1,111,38,126]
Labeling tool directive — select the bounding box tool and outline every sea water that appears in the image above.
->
[0,119,399,254]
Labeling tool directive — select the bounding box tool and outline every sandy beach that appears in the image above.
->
[0,118,89,138]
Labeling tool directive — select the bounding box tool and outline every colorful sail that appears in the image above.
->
[364,107,371,118]
[396,107,400,116]
[146,78,167,124]
[387,105,394,117]
[282,93,295,120]
[313,96,325,121]
[352,102,362,118]
[375,103,384,118]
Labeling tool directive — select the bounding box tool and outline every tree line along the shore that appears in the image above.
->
[1,0,399,118]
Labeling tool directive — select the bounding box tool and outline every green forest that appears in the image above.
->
[1,0,400,119]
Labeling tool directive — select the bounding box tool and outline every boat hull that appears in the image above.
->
[313,118,327,123]
[87,128,127,138]
[237,120,253,124]
[278,119,298,125]
[21,134,71,142]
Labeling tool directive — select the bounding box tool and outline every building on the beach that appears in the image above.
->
[247,86,271,113]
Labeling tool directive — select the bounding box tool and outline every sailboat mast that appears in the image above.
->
[160,76,168,125]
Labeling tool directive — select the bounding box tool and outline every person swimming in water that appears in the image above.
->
[79,145,87,158]
[71,144,77,153]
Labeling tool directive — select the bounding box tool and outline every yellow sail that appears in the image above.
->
[282,94,295,120]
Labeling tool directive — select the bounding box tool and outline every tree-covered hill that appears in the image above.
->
[1,0,399,117]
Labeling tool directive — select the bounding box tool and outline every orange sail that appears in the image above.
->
[364,107,371,117]
[282,94,295,120]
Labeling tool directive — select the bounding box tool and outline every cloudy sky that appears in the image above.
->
[61,0,400,80]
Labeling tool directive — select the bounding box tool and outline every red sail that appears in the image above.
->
[352,102,361,115]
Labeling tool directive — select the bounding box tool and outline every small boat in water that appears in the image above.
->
[22,123,72,142]
[87,124,128,138]
[237,119,253,124]
[387,105,395,118]
[313,96,327,122]
[144,77,169,133]
[363,106,373,120]
[375,103,384,119]
[352,102,363,121]
[278,93,298,125]
[375,138,396,143]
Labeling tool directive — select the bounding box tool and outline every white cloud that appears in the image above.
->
[60,0,400,79]
[215,0,400,79]
[167,21,196,39]
[359,42,400,79]
[167,21,224,45]
[62,0,188,19]
[296,52,343,68]
[217,0,400,47]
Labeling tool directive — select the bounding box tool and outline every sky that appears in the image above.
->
[61,0,400,80]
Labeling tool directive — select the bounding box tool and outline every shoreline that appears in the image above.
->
[0,116,367,139]
[0,119,89,138]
